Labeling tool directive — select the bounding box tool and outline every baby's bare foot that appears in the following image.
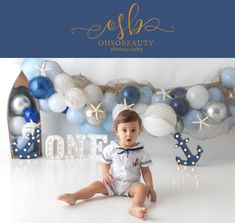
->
[57,193,77,205]
[128,206,147,220]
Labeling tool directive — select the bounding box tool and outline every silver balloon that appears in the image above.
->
[85,105,106,126]
[10,94,31,115]
[203,101,228,123]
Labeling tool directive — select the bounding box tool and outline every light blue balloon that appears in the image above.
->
[20,58,44,81]
[151,92,171,104]
[229,105,235,116]
[16,136,28,150]
[182,109,205,131]
[79,123,107,134]
[101,92,118,112]
[102,113,114,132]
[223,116,235,127]
[208,87,224,102]
[66,108,86,124]
[38,99,52,112]
[139,86,153,105]
[221,68,235,87]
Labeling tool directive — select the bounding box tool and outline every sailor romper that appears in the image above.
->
[100,141,152,196]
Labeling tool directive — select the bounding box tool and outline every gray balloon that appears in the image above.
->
[10,94,31,115]
[85,105,106,126]
[203,101,228,123]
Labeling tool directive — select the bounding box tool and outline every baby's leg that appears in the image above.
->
[57,181,108,205]
[128,183,148,220]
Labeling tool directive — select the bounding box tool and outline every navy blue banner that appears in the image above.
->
[1,0,235,57]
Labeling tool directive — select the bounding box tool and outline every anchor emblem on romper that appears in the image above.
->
[173,132,203,166]
[132,158,139,166]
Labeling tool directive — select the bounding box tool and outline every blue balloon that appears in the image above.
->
[170,87,187,98]
[66,108,86,124]
[102,113,114,132]
[20,58,44,81]
[23,108,40,123]
[16,136,28,150]
[221,68,235,87]
[182,109,205,131]
[29,76,54,99]
[229,105,235,116]
[151,92,171,104]
[79,123,107,134]
[208,87,224,102]
[101,92,118,112]
[223,116,235,127]
[169,98,189,117]
[121,86,140,104]
[38,99,52,112]
[139,86,153,104]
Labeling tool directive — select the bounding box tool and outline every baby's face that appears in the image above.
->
[116,121,141,148]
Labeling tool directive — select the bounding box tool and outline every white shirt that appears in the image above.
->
[100,141,152,182]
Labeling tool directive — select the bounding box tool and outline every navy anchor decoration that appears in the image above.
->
[12,127,41,159]
[173,132,203,166]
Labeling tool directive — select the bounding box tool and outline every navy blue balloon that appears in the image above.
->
[29,76,54,99]
[170,98,189,117]
[23,108,40,123]
[121,86,141,104]
[170,87,187,98]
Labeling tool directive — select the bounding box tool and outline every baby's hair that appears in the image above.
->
[114,110,142,131]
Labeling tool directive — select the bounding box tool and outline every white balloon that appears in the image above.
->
[64,88,86,110]
[186,85,209,109]
[21,121,40,138]
[10,116,26,136]
[84,84,103,105]
[48,93,67,112]
[143,103,177,136]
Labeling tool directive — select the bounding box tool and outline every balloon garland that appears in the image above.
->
[8,59,235,165]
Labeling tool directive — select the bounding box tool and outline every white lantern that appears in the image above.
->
[64,88,86,110]
[84,84,103,105]
[142,103,177,136]
[54,73,77,95]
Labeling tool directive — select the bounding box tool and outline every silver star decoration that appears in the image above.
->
[35,61,52,76]
[156,88,173,100]
[192,114,210,131]
[122,98,135,110]
[89,103,104,120]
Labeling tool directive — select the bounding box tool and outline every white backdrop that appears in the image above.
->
[1,58,235,160]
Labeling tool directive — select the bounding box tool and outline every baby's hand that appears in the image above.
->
[103,173,113,185]
[147,187,157,202]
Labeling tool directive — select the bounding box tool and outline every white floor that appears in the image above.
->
[1,154,235,223]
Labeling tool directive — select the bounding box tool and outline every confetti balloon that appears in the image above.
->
[64,88,86,110]
[20,58,44,81]
[101,92,119,112]
[203,102,228,123]
[85,104,106,126]
[10,116,26,136]
[120,85,140,104]
[54,73,77,95]
[84,84,103,105]
[29,76,54,99]
[10,94,31,115]
[48,93,67,113]
[142,103,177,137]
[220,68,235,87]
[23,108,40,123]
[186,85,209,109]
